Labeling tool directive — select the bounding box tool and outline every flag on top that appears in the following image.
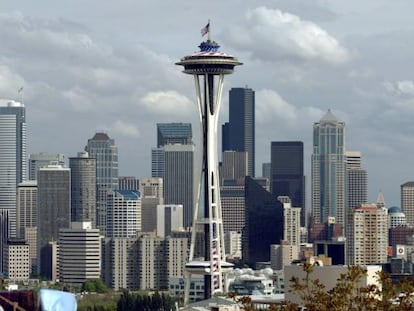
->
[201,22,210,37]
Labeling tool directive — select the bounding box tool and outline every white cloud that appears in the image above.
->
[106,120,140,138]
[383,80,414,96]
[224,6,349,64]
[139,90,194,116]
[255,89,324,126]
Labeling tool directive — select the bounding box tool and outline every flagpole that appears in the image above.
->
[208,19,211,41]
[18,87,24,104]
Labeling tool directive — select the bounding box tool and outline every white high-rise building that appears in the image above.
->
[0,99,26,239]
[345,151,368,212]
[106,190,141,238]
[280,197,301,249]
[3,239,30,281]
[59,222,101,285]
[156,204,183,238]
[346,204,388,265]
[312,110,346,227]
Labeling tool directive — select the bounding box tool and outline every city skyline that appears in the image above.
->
[0,2,414,205]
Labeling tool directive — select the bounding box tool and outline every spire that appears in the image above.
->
[320,109,338,122]
[376,190,386,208]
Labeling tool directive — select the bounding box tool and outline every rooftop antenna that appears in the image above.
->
[18,86,24,104]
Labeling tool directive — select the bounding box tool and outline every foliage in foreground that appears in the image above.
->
[116,290,176,311]
[229,264,414,311]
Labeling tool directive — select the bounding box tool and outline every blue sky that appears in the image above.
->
[1,0,414,206]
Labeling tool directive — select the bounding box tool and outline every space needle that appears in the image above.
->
[176,23,242,304]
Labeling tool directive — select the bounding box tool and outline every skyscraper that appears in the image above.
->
[140,177,163,232]
[152,130,194,229]
[220,151,248,182]
[157,123,192,147]
[69,151,96,226]
[37,164,70,279]
[28,152,65,181]
[271,141,305,226]
[16,181,38,272]
[59,222,101,285]
[345,151,368,213]
[346,204,388,265]
[311,110,346,227]
[106,190,141,238]
[0,99,26,238]
[243,176,283,267]
[85,132,118,235]
[163,144,194,228]
[401,182,414,226]
[223,87,255,177]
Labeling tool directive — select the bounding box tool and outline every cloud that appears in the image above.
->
[139,90,195,116]
[0,65,26,97]
[223,6,349,65]
[255,89,324,126]
[106,120,140,138]
[383,80,414,96]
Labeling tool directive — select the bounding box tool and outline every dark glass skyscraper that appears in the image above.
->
[157,123,192,147]
[223,87,255,177]
[243,177,283,268]
[271,141,305,226]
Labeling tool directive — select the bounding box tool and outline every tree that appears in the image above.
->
[228,264,414,310]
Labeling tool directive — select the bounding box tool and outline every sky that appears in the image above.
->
[0,0,414,207]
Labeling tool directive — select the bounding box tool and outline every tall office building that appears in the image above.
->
[401,182,414,226]
[243,177,283,267]
[69,152,96,226]
[106,190,141,238]
[157,123,192,147]
[140,177,163,232]
[220,151,248,182]
[37,164,70,279]
[262,163,271,181]
[271,141,305,226]
[118,176,139,191]
[152,144,194,228]
[85,132,118,235]
[59,222,101,285]
[220,179,245,234]
[16,181,37,238]
[346,204,388,265]
[28,152,65,181]
[345,151,368,213]
[311,110,346,227]
[0,99,26,238]
[152,123,194,228]
[16,181,37,272]
[222,87,255,177]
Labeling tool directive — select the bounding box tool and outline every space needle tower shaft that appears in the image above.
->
[176,26,242,305]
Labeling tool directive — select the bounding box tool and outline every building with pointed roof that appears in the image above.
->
[311,110,346,230]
